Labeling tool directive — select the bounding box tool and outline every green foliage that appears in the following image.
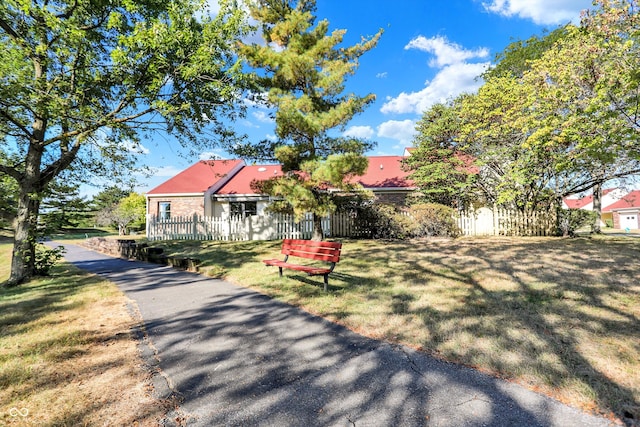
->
[455,1,640,213]
[96,192,146,235]
[90,187,131,212]
[118,193,147,231]
[404,101,478,207]
[33,245,66,276]
[40,181,89,232]
[558,209,598,236]
[359,204,409,240]
[239,0,381,238]
[406,203,461,238]
[0,174,17,228]
[483,26,570,79]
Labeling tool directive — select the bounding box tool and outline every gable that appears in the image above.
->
[216,164,283,195]
[147,159,244,195]
[603,190,640,212]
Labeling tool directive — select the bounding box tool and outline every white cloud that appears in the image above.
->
[150,165,183,177]
[381,61,489,115]
[343,125,375,139]
[252,110,274,123]
[377,120,417,145]
[266,134,278,142]
[482,0,590,25]
[376,72,388,79]
[121,139,150,155]
[406,36,489,67]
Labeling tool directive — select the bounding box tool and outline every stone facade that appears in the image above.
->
[147,196,204,218]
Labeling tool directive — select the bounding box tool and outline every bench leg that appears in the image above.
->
[323,274,328,292]
[278,266,283,277]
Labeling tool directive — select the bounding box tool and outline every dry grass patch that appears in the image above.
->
[1,244,173,426]
[154,235,640,424]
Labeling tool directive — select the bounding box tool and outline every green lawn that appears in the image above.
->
[152,235,640,423]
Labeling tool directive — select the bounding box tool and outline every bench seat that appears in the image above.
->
[263,239,342,291]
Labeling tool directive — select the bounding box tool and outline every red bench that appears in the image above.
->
[263,239,342,291]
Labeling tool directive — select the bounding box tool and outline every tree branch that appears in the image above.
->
[0,109,34,140]
[0,163,23,181]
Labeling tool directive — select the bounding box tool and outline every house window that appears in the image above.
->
[159,202,171,220]
[230,201,257,218]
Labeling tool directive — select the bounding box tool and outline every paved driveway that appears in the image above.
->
[59,243,614,427]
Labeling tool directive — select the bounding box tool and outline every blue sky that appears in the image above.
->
[128,0,594,195]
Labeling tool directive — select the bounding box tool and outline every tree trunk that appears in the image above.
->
[592,182,602,234]
[7,180,42,286]
[312,213,324,241]
[6,132,46,286]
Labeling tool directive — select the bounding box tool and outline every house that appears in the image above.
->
[603,190,640,230]
[146,155,415,220]
[146,159,245,219]
[562,188,626,227]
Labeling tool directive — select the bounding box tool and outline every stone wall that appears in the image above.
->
[82,237,200,272]
[147,196,204,217]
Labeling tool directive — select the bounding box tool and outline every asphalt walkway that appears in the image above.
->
[59,243,615,427]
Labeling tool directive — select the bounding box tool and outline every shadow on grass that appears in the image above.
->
[354,237,640,424]
[0,266,94,340]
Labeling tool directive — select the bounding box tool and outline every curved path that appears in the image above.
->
[59,243,614,427]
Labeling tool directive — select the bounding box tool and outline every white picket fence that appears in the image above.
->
[146,212,370,241]
[456,206,557,237]
[147,207,557,241]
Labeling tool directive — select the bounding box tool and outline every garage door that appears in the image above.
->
[620,214,638,229]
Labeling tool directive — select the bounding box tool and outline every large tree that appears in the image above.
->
[0,0,249,285]
[239,0,382,240]
[453,0,640,224]
[402,100,478,207]
[516,0,640,229]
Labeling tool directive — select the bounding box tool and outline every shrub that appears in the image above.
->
[34,244,66,276]
[557,208,597,236]
[406,203,461,238]
[361,204,409,239]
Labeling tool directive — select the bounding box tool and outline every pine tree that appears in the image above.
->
[240,0,382,240]
[40,181,89,232]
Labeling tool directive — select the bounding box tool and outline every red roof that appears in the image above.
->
[353,156,414,189]
[217,164,283,195]
[603,190,640,212]
[148,156,415,197]
[564,189,617,210]
[564,195,594,209]
[147,160,244,195]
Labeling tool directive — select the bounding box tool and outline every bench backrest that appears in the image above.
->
[281,239,342,263]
